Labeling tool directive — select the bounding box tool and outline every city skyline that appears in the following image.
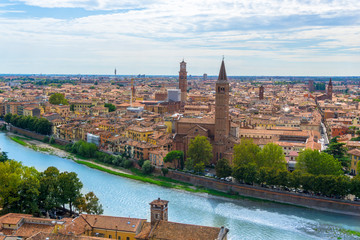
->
[0,0,360,76]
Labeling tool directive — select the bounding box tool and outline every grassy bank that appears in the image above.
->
[10,136,28,146]
[75,160,265,202]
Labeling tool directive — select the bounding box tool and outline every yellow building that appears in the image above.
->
[126,126,153,142]
[348,148,360,175]
[58,214,146,240]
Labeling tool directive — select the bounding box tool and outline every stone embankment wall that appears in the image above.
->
[167,170,360,216]
[9,125,69,145]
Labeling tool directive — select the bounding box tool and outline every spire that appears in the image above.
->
[218,59,227,81]
[329,78,332,86]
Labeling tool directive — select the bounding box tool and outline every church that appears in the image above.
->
[173,60,239,163]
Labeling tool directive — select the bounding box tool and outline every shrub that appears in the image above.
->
[161,167,169,176]
[142,160,154,174]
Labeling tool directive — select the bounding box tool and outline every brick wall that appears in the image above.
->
[167,170,360,216]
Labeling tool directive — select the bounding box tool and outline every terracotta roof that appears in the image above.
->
[15,223,54,238]
[150,198,169,206]
[348,148,360,156]
[80,214,145,233]
[0,213,31,225]
[137,220,226,240]
[178,118,214,125]
[28,232,112,240]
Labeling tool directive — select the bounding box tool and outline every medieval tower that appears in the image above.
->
[214,59,230,162]
[327,78,333,100]
[259,85,264,100]
[179,60,187,102]
[150,198,169,226]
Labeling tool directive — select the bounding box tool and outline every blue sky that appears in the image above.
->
[0,0,359,76]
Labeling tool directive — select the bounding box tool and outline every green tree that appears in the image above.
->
[38,167,61,213]
[215,158,232,178]
[351,176,360,198]
[323,137,350,168]
[0,160,24,213]
[233,163,257,184]
[70,104,75,111]
[49,93,68,105]
[104,103,116,112]
[4,113,12,123]
[0,151,9,162]
[233,139,260,168]
[161,167,169,176]
[142,160,154,174]
[58,171,83,214]
[75,192,103,215]
[257,143,286,170]
[163,150,184,169]
[296,149,343,175]
[187,136,213,171]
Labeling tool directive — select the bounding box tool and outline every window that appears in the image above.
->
[126,237,130,240]
[109,235,112,238]
[118,237,121,240]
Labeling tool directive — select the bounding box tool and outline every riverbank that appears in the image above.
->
[6,133,246,200]
[3,131,360,239]
[6,132,360,219]
[6,132,132,176]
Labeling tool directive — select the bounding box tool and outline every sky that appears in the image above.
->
[0,0,360,76]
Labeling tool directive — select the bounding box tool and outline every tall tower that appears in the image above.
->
[308,80,315,92]
[150,198,169,226]
[214,59,230,162]
[259,85,264,100]
[327,78,333,100]
[179,60,187,102]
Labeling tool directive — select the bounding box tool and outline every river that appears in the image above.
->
[0,132,359,240]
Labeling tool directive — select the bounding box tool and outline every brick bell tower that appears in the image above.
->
[179,60,187,102]
[214,59,230,162]
[150,198,169,226]
[327,78,333,100]
[259,85,264,100]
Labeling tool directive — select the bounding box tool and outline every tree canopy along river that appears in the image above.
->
[1,132,359,240]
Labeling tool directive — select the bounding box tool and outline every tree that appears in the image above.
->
[187,136,212,171]
[70,104,75,111]
[163,150,184,169]
[76,192,104,215]
[49,93,68,105]
[351,176,360,198]
[256,143,286,170]
[38,167,61,213]
[323,137,350,168]
[215,158,232,178]
[296,149,343,176]
[233,139,260,168]
[0,160,40,214]
[233,163,257,184]
[104,103,116,112]
[0,151,9,162]
[58,172,83,214]
[142,160,154,174]
[161,167,169,176]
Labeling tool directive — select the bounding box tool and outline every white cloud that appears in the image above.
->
[0,0,359,75]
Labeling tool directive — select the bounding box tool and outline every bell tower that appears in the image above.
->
[214,59,230,162]
[150,198,169,226]
[179,60,187,102]
[327,78,333,100]
[259,85,264,100]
